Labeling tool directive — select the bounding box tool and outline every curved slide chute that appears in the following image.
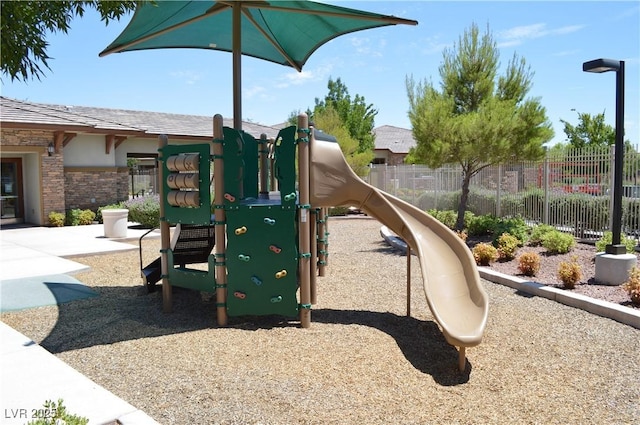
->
[310,138,489,367]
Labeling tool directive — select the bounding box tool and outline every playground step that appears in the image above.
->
[142,257,162,291]
[141,224,216,292]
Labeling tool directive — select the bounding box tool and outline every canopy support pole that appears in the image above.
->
[232,3,242,130]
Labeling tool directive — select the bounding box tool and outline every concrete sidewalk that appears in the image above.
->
[1,223,161,424]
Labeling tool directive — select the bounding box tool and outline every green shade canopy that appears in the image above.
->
[100,1,417,129]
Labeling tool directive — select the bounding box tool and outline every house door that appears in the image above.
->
[1,158,25,225]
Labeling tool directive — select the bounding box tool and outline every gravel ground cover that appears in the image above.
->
[2,216,639,424]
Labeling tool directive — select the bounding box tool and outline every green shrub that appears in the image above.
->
[467,214,498,237]
[78,209,96,225]
[328,206,349,216]
[123,194,160,228]
[417,190,459,212]
[595,231,637,254]
[529,224,556,246]
[558,256,582,289]
[493,216,529,246]
[48,211,65,227]
[472,243,498,266]
[65,209,83,226]
[517,252,541,277]
[27,399,88,425]
[496,233,519,261]
[542,230,576,254]
[427,209,457,230]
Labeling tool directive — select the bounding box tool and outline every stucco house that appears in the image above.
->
[372,125,416,165]
[0,97,279,226]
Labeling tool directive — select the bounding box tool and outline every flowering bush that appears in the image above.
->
[123,194,160,228]
[517,252,541,277]
[48,211,65,227]
[496,232,519,261]
[472,243,498,266]
[622,266,640,306]
[557,256,582,289]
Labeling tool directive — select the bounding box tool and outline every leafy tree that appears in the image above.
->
[312,108,374,177]
[560,111,615,148]
[406,23,553,230]
[1,1,138,82]
[314,77,377,153]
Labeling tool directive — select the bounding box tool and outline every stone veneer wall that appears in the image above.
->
[64,168,129,211]
[1,128,130,221]
[1,128,65,221]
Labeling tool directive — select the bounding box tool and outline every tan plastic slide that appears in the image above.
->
[310,137,489,367]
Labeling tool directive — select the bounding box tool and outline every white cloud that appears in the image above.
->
[497,23,585,47]
[274,63,333,89]
[168,70,203,85]
[243,85,266,99]
[419,35,451,55]
[347,35,386,58]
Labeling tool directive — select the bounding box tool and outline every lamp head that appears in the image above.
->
[583,58,621,73]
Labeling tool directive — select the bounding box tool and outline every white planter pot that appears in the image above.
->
[102,209,129,238]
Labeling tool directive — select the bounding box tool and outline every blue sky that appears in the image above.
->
[2,1,639,146]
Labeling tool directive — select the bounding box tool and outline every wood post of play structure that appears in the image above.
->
[310,207,318,305]
[268,139,276,192]
[259,133,268,195]
[317,208,327,277]
[213,114,228,327]
[297,113,311,328]
[406,245,411,317]
[158,134,172,313]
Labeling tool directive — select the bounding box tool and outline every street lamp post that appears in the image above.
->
[583,58,625,255]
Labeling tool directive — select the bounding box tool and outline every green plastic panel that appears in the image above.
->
[241,131,259,200]
[273,126,297,205]
[222,127,245,208]
[226,205,299,317]
[160,143,211,225]
[167,250,216,292]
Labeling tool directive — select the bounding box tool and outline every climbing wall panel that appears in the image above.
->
[226,205,298,317]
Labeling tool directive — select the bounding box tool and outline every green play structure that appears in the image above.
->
[143,114,328,326]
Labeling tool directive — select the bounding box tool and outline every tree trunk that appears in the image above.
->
[456,172,472,231]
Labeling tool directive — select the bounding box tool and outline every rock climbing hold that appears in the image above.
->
[233,291,246,300]
[269,245,282,254]
[275,270,287,279]
[234,226,247,235]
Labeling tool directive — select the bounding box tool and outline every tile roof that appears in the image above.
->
[0,97,281,139]
[1,97,415,149]
[373,125,416,154]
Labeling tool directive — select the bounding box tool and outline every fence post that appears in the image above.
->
[412,164,416,205]
[609,144,615,232]
[543,147,549,225]
[496,164,502,217]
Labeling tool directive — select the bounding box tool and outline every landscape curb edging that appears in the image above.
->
[379,226,640,330]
